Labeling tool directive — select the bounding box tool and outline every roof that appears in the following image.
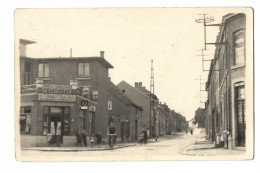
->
[117,80,150,99]
[109,81,143,110]
[20,39,36,45]
[20,56,114,68]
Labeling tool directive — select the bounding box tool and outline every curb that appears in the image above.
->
[22,144,137,152]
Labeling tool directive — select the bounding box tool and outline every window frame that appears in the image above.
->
[38,62,49,78]
[77,62,90,78]
[233,29,245,66]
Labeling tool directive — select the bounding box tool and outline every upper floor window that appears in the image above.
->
[234,30,245,66]
[78,63,89,77]
[38,63,49,78]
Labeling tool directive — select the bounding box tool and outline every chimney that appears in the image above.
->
[135,82,139,88]
[139,82,142,86]
[100,51,104,58]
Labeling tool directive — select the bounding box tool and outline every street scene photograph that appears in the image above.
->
[14,8,254,161]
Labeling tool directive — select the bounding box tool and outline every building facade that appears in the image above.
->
[108,82,143,142]
[20,39,114,147]
[205,13,247,149]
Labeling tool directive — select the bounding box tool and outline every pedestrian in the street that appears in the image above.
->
[186,129,188,134]
[143,128,148,145]
[190,129,193,135]
[81,129,87,146]
[76,129,82,146]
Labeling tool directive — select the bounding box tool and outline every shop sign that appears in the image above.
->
[81,100,88,110]
[120,116,129,122]
[92,91,98,99]
[89,106,96,112]
[108,100,112,110]
[41,84,71,94]
[38,93,76,102]
[70,80,78,86]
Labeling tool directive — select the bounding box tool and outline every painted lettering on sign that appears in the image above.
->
[41,84,71,94]
[38,93,76,102]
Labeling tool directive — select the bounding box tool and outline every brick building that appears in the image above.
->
[205,13,248,149]
[108,82,143,142]
[117,81,152,137]
[19,39,114,147]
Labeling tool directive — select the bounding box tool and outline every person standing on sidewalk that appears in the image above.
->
[81,129,87,147]
[76,129,82,146]
[143,128,148,145]
[107,122,116,147]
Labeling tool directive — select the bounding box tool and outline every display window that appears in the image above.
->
[20,106,32,135]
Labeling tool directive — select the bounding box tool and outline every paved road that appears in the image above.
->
[19,132,201,161]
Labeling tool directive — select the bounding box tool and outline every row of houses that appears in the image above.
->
[19,39,187,147]
[204,13,248,150]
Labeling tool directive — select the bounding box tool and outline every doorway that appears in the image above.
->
[236,85,245,147]
[43,106,70,143]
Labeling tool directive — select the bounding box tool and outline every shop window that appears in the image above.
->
[78,63,89,77]
[38,63,49,78]
[233,30,245,66]
[20,106,32,135]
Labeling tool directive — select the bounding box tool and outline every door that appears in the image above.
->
[236,85,246,147]
[135,119,138,141]
[49,107,63,143]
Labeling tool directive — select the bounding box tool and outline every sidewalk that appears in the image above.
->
[22,143,136,152]
[182,135,246,156]
[22,133,184,152]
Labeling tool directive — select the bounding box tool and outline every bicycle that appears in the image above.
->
[108,134,116,150]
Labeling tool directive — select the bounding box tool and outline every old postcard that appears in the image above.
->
[14,8,254,161]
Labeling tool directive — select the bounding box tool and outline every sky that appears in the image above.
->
[15,8,244,121]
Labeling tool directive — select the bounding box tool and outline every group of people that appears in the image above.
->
[76,129,102,147]
[185,129,193,135]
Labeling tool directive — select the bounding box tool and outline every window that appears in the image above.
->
[234,30,245,66]
[20,106,32,135]
[38,63,49,77]
[24,61,32,85]
[78,63,89,77]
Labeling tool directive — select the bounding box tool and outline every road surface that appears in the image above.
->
[18,131,201,161]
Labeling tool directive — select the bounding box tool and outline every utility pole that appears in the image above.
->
[196,75,206,108]
[150,59,155,138]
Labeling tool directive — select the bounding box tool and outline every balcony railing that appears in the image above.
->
[21,84,37,94]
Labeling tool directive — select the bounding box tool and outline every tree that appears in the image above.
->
[194,108,206,128]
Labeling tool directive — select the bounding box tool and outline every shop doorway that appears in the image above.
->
[43,106,70,143]
[236,85,245,147]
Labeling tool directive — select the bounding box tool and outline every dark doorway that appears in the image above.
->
[236,85,245,147]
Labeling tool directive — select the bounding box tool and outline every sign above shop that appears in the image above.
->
[41,84,71,94]
[81,100,89,109]
[38,93,76,102]
[89,106,96,112]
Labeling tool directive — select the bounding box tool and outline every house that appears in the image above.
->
[117,81,153,138]
[19,39,114,147]
[108,82,143,142]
